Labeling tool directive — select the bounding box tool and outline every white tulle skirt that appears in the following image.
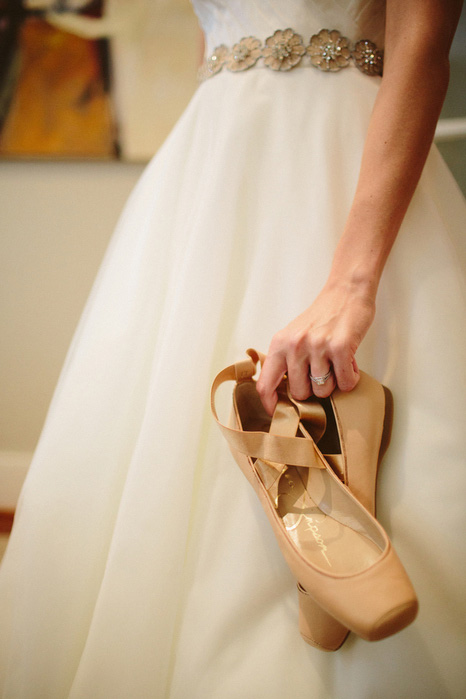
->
[1,66,466,698]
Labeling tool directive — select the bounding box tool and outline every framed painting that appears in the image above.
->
[0,0,199,161]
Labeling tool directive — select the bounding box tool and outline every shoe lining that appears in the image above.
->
[275,466,381,575]
[235,381,385,576]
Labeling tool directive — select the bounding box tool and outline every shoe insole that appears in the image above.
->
[236,382,382,575]
[275,465,380,575]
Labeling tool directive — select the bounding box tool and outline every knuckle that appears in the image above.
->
[268,336,281,353]
[255,379,267,396]
[338,376,357,392]
[329,337,347,356]
[288,332,306,354]
[290,387,311,401]
[269,331,287,352]
[309,333,327,355]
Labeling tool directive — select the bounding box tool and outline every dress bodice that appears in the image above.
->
[192,0,386,54]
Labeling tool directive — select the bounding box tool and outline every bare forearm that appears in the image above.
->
[329,1,461,294]
[257,1,463,408]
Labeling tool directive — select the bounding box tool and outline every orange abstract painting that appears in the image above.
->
[0,3,117,159]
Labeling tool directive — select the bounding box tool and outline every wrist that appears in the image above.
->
[328,219,393,298]
[326,258,380,301]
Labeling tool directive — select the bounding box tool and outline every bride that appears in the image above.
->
[1,1,465,697]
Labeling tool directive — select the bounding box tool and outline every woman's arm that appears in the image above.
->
[257,0,463,415]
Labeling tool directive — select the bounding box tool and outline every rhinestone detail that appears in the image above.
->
[262,29,306,71]
[307,29,352,72]
[199,28,383,81]
[226,36,262,72]
[352,39,384,76]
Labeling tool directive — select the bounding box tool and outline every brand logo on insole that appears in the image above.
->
[305,516,331,567]
[286,513,331,567]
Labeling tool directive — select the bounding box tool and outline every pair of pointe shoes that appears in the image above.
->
[211,350,418,649]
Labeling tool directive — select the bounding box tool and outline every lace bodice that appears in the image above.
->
[192,0,386,54]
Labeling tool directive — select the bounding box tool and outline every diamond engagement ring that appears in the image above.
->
[309,369,333,386]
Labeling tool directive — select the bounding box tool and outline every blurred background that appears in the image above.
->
[0,0,199,160]
[0,2,465,531]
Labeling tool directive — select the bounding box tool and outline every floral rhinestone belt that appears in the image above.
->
[199,28,383,81]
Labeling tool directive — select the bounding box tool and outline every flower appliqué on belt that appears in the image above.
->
[262,29,306,71]
[307,29,351,72]
[226,36,262,72]
[203,44,229,77]
[352,39,383,76]
[199,28,384,81]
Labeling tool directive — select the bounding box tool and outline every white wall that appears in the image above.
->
[0,161,143,503]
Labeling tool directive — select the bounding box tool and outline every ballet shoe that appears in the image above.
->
[296,582,349,650]
[211,350,418,643]
[294,376,394,650]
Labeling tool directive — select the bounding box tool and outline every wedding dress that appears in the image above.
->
[1,1,465,697]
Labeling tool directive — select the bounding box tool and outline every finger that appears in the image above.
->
[309,361,336,398]
[256,353,287,416]
[332,354,360,392]
[287,353,312,401]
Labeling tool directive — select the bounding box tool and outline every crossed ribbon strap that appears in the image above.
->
[211,350,330,506]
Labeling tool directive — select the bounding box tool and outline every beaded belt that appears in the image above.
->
[199,28,383,81]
